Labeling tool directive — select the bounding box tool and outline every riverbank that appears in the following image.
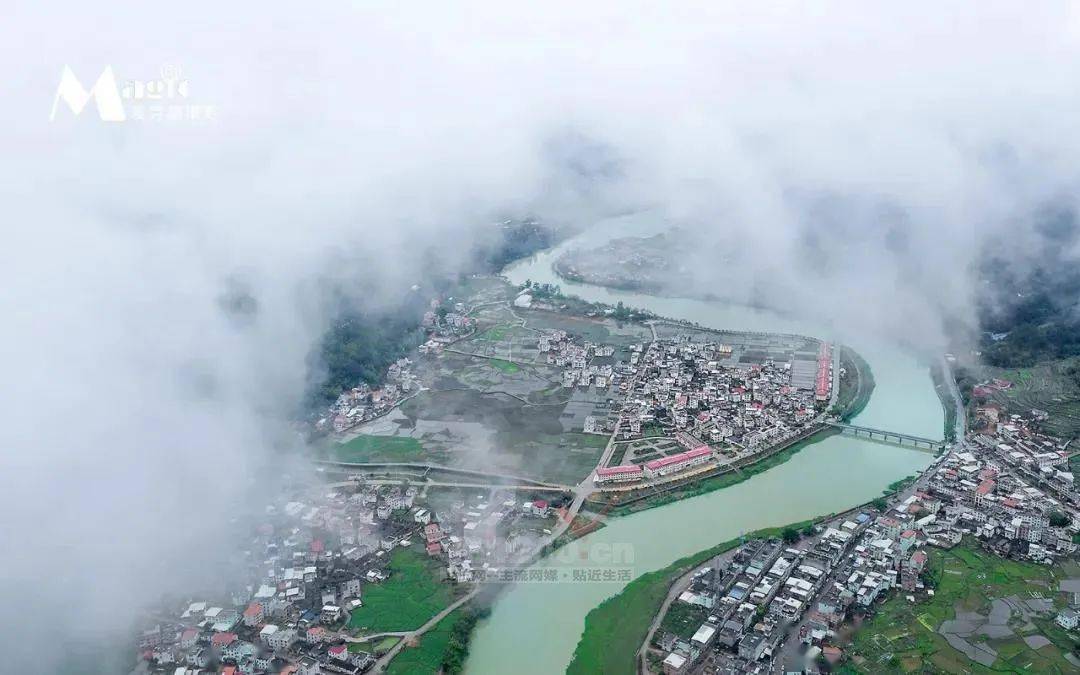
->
[836,346,875,422]
[565,520,814,675]
[463,218,942,674]
[610,467,932,675]
[929,361,960,442]
[597,427,841,516]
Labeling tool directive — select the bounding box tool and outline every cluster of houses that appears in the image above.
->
[133,478,457,675]
[658,509,896,675]
[926,445,1077,563]
[656,410,1080,674]
[592,338,831,490]
[422,300,475,338]
[613,339,824,445]
[660,493,962,672]
[430,492,557,583]
[135,473,568,675]
[320,358,419,434]
[534,329,617,389]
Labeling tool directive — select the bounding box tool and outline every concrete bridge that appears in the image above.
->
[826,421,944,452]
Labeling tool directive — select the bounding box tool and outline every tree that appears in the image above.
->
[802,525,816,538]
[781,527,800,544]
[1050,510,1070,528]
[871,497,888,512]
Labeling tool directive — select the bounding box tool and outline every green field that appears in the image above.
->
[844,541,1078,673]
[566,521,813,675]
[349,635,399,654]
[488,358,521,374]
[475,325,510,342]
[658,601,710,641]
[385,609,460,674]
[348,547,457,633]
[331,434,427,463]
[386,605,489,675]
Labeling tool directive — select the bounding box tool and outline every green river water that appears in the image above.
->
[463,212,944,674]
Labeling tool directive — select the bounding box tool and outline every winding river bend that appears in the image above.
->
[464,213,944,674]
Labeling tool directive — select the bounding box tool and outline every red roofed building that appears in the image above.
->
[180,628,199,649]
[424,522,444,543]
[974,479,996,506]
[594,464,644,485]
[643,445,712,478]
[901,549,928,591]
[815,343,832,402]
[329,644,348,660]
[426,541,443,557]
[243,602,264,627]
[211,632,237,649]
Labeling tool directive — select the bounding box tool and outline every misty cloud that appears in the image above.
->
[4,2,1080,672]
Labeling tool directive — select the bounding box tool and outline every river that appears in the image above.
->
[464,212,943,674]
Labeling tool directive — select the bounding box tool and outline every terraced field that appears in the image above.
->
[978,357,1080,440]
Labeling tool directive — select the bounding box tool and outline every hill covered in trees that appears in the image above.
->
[306,219,557,410]
[976,206,1080,368]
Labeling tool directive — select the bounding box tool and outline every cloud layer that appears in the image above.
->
[4,2,1080,671]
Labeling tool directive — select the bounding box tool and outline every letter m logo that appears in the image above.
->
[50,66,126,122]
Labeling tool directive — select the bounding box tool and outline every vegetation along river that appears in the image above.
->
[464,212,944,674]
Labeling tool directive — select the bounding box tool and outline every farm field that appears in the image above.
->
[385,608,460,675]
[976,357,1080,440]
[348,546,459,634]
[329,434,428,463]
[659,601,710,641]
[843,541,1080,674]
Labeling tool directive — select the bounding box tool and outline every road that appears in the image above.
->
[328,479,570,492]
[940,355,967,440]
[343,630,410,643]
[319,460,567,489]
[637,545,743,673]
